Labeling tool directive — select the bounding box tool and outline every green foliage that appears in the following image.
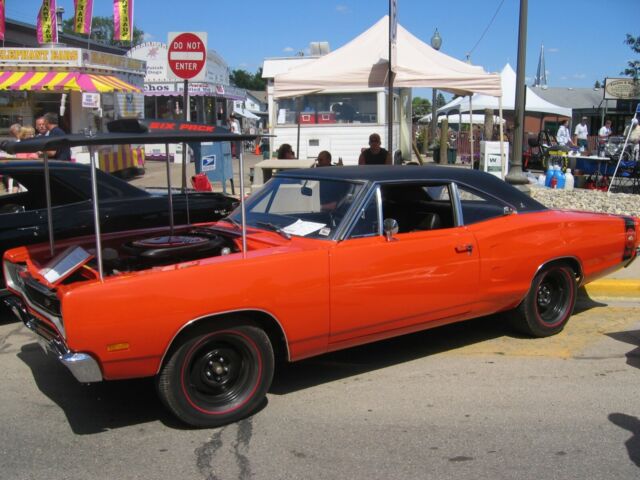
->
[411,97,431,117]
[61,16,144,46]
[436,93,447,109]
[622,34,640,79]
[230,68,266,90]
[594,80,601,88]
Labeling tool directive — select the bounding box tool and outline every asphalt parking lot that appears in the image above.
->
[1,294,638,480]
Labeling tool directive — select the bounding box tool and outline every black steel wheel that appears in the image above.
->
[157,323,274,428]
[511,264,577,337]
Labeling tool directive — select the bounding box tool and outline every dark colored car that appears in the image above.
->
[0,160,238,287]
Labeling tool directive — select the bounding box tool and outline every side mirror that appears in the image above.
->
[383,218,399,241]
[503,206,517,216]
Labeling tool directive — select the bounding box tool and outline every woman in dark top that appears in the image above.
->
[358,133,391,165]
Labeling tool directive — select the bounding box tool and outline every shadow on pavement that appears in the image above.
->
[271,313,519,395]
[606,329,640,370]
[575,287,609,314]
[609,413,640,468]
[17,343,189,434]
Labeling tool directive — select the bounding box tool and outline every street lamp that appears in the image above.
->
[430,29,442,161]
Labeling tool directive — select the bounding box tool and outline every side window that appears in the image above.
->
[380,182,454,233]
[457,184,507,225]
[349,190,380,238]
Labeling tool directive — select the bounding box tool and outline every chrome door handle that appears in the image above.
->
[455,244,473,254]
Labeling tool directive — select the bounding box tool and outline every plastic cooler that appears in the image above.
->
[317,112,336,124]
[299,113,316,124]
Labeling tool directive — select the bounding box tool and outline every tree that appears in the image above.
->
[411,97,431,118]
[230,68,266,91]
[435,93,447,109]
[622,33,640,79]
[62,16,145,46]
[594,80,601,88]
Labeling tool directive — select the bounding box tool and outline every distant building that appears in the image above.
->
[532,86,638,136]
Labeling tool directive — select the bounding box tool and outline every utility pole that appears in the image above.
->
[506,0,529,185]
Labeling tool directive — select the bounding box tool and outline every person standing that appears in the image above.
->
[597,119,612,157]
[358,133,391,165]
[229,114,241,158]
[556,119,573,147]
[43,112,71,160]
[574,117,589,152]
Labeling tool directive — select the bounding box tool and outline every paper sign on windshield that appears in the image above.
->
[282,219,326,236]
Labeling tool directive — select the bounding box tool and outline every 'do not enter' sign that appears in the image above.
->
[167,32,207,81]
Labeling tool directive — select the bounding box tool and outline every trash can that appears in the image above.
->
[200,141,234,194]
[261,139,270,160]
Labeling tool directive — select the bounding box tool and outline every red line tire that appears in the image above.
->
[511,264,577,337]
[157,324,274,428]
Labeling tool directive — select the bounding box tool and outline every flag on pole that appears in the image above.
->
[113,0,133,42]
[37,0,58,44]
[0,0,6,41]
[73,0,93,35]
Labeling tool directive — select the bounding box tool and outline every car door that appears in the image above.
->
[328,182,480,344]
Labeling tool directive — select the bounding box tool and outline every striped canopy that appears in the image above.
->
[0,71,141,93]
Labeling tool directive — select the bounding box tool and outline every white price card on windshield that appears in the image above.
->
[282,219,326,236]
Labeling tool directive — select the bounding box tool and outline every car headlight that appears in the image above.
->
[3,261,27,293]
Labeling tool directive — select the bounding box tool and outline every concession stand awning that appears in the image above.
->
[0,71,141,93]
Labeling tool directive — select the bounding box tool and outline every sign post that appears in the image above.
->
[167,32,207,192]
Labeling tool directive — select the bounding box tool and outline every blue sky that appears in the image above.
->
[8,0,640,99]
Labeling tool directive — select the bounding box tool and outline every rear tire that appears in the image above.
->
[157,323,274,428]
[511,264,577,337]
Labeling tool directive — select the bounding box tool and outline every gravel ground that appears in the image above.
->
[528,185,640,217]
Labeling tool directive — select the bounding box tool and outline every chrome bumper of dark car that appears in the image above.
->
[3,296,103,383]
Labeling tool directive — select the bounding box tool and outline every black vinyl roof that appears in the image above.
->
[0,119,258,154]
[281,165,547,211]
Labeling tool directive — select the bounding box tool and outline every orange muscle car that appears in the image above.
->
[2,127,639,428]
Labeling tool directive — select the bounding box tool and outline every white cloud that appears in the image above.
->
[572,73,586,79]
[547,47,559,53]
[560,75,568,80]
[142,32,154,41]
[283,46,294,53]
[525,76,532,83]
[336,5,349,13]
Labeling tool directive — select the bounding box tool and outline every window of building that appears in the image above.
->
[276,92,378,125]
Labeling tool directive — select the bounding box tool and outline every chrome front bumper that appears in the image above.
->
[4,296,103,383]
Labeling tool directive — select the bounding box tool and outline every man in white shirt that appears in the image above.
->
[597,119,612,156]
[574,117,589,151]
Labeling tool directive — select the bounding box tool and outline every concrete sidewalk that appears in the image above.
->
[126,156,640,300]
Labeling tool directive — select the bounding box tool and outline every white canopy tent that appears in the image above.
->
[273,16,501,99]
[438,64,571,118]
[272,15,502,166]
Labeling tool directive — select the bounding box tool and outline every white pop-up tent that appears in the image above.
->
[438,63,571,118]
[273,16,502,99]
[272,15,503,165]
[419,113,505,125]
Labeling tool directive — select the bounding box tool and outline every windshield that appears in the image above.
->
[230,176,364,239]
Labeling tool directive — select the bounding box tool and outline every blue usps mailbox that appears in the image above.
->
[200,141,234,194]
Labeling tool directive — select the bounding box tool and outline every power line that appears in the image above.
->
[467,0,506,59]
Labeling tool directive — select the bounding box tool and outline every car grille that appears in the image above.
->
[23,277,61,317]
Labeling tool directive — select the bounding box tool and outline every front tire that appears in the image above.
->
[511,264,577,337]
[157,324,274,428]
